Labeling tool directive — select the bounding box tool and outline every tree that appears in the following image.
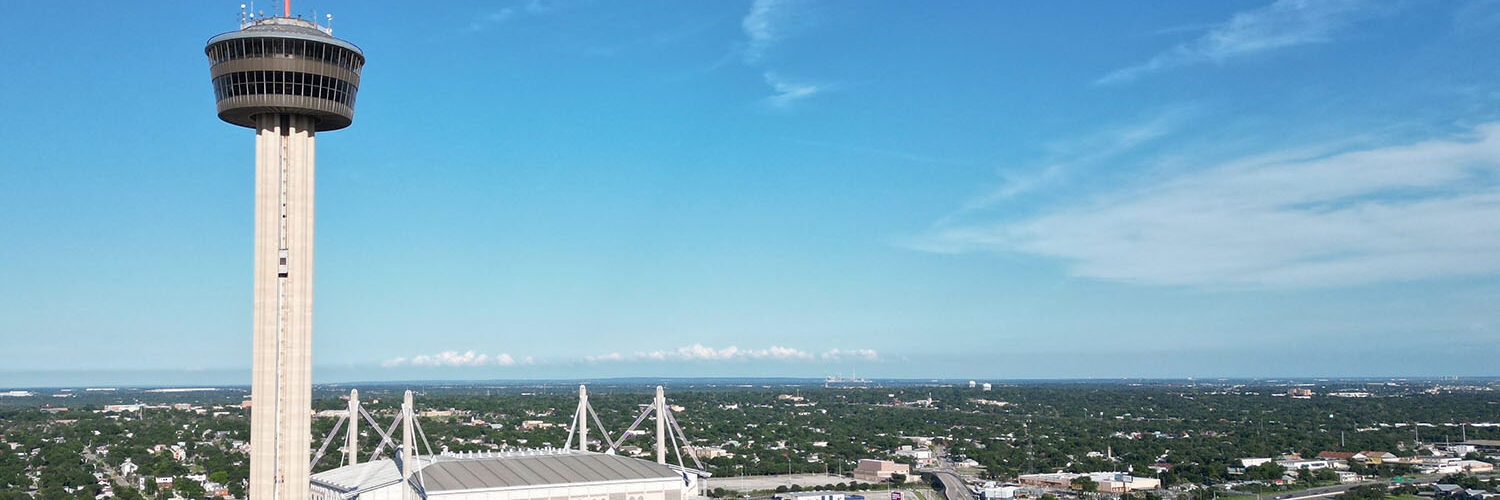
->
[115,487,146,500]
[1071,476,1099,493]
[1336,484,1386,500]
[1246,462,1287,481]
[890,473,907,485]
[176,477,207,499]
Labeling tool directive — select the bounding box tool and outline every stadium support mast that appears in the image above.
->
[656,386,667,464]
[347,389,359,465]
[205,7,363,500]
[402,390,415,500]
[578,385,590,452]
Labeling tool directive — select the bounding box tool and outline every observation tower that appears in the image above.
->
[205,4,363,499]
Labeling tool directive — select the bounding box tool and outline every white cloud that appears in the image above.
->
[742,0,793,64]
[739,0,828,107]
[384,351,531,368]
[466,0,565,33]
[411,350,489,367]
[762,72,824,108]
[1099,0,1385,84]
[467,8,516,32]
[965,109,1186,211]
[585,344,829,363]
[821,348,879,361]
[913,122,1500,288]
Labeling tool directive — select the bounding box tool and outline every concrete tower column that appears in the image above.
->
[578,385,589,452]
[656,386,667,464]
[347,389,359,465]
[249,113,316,500]
[207,15,363,500]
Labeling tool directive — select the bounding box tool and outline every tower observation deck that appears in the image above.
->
[206,11,363,500]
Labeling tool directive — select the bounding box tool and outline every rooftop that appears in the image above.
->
[311,449,692,494]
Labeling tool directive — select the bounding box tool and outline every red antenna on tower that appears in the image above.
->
[283,0,289,17]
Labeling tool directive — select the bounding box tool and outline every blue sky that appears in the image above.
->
[3,0,1499,386]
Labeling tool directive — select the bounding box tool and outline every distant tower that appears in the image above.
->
[205,4,364,499]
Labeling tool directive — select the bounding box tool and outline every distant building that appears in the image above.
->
[777,492,844,500]
[1455,460,1493,473]
[852,459,909,482]
[1357,451,1397,464]
[520,420,553,430]
[1316,452,1362,461]
[894,446,936,467]
[982,383,992,391]
[980,484,1019,500]
[968,381,977,388]
[1018,473,1160,493]
[1462,440,1500,454]
[1277,458,1333,471]
[690,447,732,459]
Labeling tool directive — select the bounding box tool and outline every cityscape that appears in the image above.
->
[2,1,1498,500]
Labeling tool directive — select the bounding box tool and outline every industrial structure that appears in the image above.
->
[309,386,709,500]
[205,3,363,499]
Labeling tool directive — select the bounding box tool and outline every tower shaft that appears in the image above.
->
[249,113,316,500]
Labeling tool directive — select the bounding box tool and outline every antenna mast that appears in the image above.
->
[284,0,290,17]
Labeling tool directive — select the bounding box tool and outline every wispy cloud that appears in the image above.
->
[956,108,1188,215]
[1099,0,1387,85]
[762,72,825,108]
[820,348,879,361]
[467,8,516,32]
[742,0,792,64]
[911,122,1500,288]
[739,0,828,107]
[466,0,562,33]
[584,344,877,363]
[383,351,534,368]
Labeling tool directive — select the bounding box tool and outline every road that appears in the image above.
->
[1241,476,1440,500]
[931,470,974,500]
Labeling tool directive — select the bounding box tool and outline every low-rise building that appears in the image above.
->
[894,446,936,467]
[1462,440,1500,454]
[1017,473,1160,493]
[777,492,844,500]
[979,483,1019,500]
[852,459,909,482]
[1357,451,1397,464]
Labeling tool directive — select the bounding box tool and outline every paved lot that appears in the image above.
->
[713,474,875,492]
